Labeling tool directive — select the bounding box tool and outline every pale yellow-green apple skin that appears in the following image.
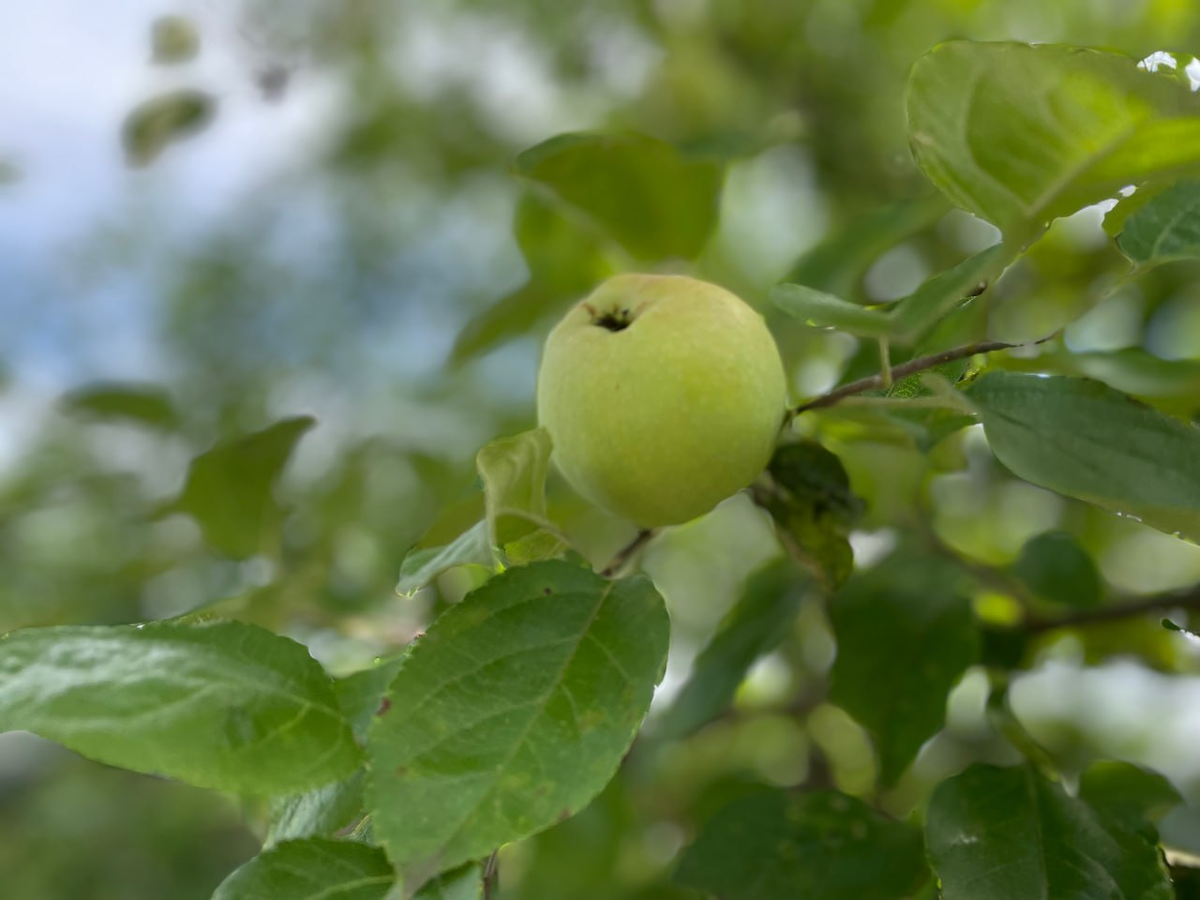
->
[537,273,787,528]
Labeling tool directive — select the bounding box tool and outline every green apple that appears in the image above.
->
[537,273,787,528]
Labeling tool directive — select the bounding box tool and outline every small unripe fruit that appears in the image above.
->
[537,273,787,528]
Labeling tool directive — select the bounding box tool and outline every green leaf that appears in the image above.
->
[122,89,216,167]
[1013,530,1103,609]
[659,559,809,739]
[759,441,864,588]
[366,560,669,885]
[515,131,723,261]
[927,764,1173,900]
[60,382,180,430]
[968,372,1200,541]
[1079,760,1182,828]
[1116,180,1200,267]
[150,15,200,65]
[267,657,406,845]
[476,428,560,550]
[396,521,494,598]
[783,193,950,298]
[674,790,929,900]
[830,555,979,785]
[412,863,484,900]
[889,242,1015,341]
[770,283,892,337]
[908,41,1200,242]
[212,839,394,900]
[172,416,315,559]
[0,620,360,795]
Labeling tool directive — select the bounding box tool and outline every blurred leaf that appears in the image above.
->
[412,863,484,900]
[212,839,394,900]
[770,283,892,337]
[1013,530,1103,609]
[908,41,1200,243]
[172,416,314,559]
[1061,349,1200,402]
[367,560,669,885]
[889,243,1015,341]
[122,89,216,167]
[477,428,560,551]
[830,555,978,785]
[926,764,1173,900]
[0,620,360,795]
[759,440,864,588]
[267,657,406,846]
[60,382,180,430]
[674,789,930,899]
[396,521,494,598]
[968,372,1200,541]
[1116,180,1200,267]
[1079,760,1182,829]
[784,193,950,298]
[0,159,19,184]
[453,282,564,365]
[515,131,723,261]
[151,15,200,65]
[659,559,809,738]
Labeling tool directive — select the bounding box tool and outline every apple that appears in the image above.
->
[537,273,787,528]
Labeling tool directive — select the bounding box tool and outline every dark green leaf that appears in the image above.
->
[172,416,314,559]
[396,521,494,598]
[122,89,216,167]
[659,559,809,738]
[830,555,979,785]
[927,764,1173,900]
[770,283,892,337]
[212,839,394,900]
[1014,530,1103,609]
[1117,180,1200,267]
[515,131,723,261]
[1079,760,1182,827]
[889,243,1015,341]
[0,620,360,794]
[908,41,1200,242]
[759,441,864,587]
[60,382,180,430]
[412,863,484,900]
[968,372,1200,541]
[674,789,929,900]
[367,560,669,884]
[150,15,200,64]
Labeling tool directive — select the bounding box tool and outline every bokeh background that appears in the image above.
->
[7,1,1200,897]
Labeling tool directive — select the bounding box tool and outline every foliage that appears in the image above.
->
[9,5,1200,899]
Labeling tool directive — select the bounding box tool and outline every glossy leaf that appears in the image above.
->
[0,620,360,795]
[659,559,809,738]
[60,382,179,430]
[1116,180,1200,267]
[927,764,1173,900]
[830,555,978,784]
[396,521,494,598]
[908,42,1200,242]
[969,372,1200,541]
[770,283,892,337]
[122,89,216,167]
[212,839,394,900]
[515,131,723,261]
[1014,530,1102,609]
[366,560,669,884]
[172,416,315,559]
[759,440,864,587]
[675,790,929,900]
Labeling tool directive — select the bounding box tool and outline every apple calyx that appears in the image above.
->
[585,302,634,333]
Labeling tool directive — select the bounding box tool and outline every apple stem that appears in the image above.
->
[600,529,657,578]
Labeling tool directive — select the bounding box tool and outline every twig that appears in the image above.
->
[483,851,499,899]
[600,529,656,578]
[1023,585,1200,635]
[788,338,1043,419]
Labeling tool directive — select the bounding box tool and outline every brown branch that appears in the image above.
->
[1023,585,1200,635]
[788,338,1041,419]
[600,529,657,578]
